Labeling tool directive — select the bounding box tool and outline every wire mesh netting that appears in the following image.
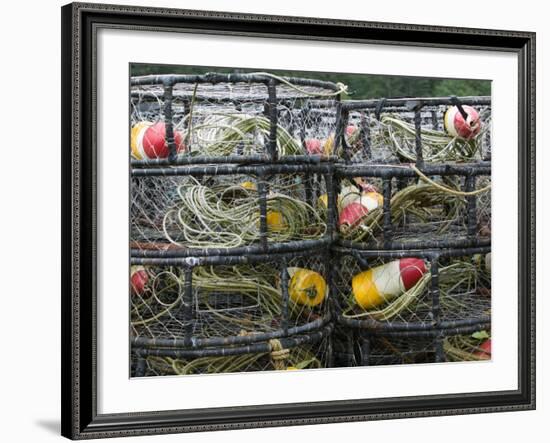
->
[130,74,343,161]
[333,251,491,327]
[131,253,330,342]
[361,330,492,366]
[130,172,330,253]
[339,100,491,164]
[358,335,437,366]
[334,172,491,249]
[333,328,491,367]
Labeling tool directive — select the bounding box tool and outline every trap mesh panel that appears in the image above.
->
[359,336,437,366]
[341,102,491,164]
[331,325,356,367]
[333,252,491,328]
[130,76,340,161]
[477,175,492,239]
[335,173,491,249]
[130,172,329,252]
[297,101,339,155]
[131,253,329,342]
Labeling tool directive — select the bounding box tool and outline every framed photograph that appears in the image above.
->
[61,2,535,439]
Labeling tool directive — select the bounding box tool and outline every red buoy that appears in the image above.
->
[140,122,186,159]
[305,138,323,155]
[444,105,481,140]
[338,202,370,230]
[473,339,491,360]
[130,265,149,295]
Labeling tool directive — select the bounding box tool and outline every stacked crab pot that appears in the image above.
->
[129,72,492,375]
[330,96,492,366]
[129,73,344,376]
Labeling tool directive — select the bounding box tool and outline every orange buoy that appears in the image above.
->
[345,125,357,137]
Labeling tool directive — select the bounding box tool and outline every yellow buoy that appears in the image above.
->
[288,267,327,307]
[323,133,335,156]
[240,181,257,191]
[318,194,328,209]
[130,121,152,159]
[266,210,287,232]
[363,191,384,207]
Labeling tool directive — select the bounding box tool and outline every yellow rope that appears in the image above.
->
[269,338,290,371]
[250,72,348,97]
[410,164,491,196]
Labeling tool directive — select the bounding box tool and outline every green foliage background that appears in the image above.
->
[131,63,490,100]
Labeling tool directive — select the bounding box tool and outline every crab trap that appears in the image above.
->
[130,72,344,164]
[333,162,491,250]
[334,96,491,164]
[333,327,491,367]
[331,246,491,365]
[130,249,334,377]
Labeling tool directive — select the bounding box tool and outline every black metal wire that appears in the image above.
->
[337,315,490,333]
[465,174,478,238]
[430,257,441,329]
[257,176,268,252]
[342,96,491,111]
[336,162,491,178]
[414,106,424,167]
[133,314,332,349]
[131,154,337,167]
[183,268,193,343]
[134,324,333,359]
[266,79,278,161]
[331,245,491,260]
[131,72,342,91]
[382,178,393,247]
[337,237,491,252]
[359,323,490,338]
[132,163,333,177]
[131,237,332,261]
[162,83,176,160]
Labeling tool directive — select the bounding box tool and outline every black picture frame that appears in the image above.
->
[61,2,536,439]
